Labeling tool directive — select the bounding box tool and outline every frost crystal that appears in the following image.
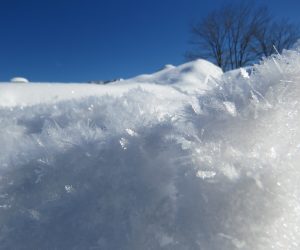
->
[0,51,300,249]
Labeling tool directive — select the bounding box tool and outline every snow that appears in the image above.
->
[129,59,223,92]
[0,52,300,249]
[0,83,187,108]
[10,77,29,83]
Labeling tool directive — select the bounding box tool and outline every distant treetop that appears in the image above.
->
[186,2,300,71]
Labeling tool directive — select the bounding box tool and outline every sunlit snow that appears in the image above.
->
[0,53,299,249]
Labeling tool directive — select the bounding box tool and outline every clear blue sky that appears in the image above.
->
[0,0,299,82]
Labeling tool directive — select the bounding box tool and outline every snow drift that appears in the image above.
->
[0,53,300,249]
[130,59,223,93]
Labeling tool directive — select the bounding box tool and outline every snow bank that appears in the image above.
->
[0,54,300,249]
[10,77,29,83]
[129,59,223,92]
[0,83,189,108]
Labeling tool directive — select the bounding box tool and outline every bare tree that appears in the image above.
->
[186,9,229,69]
[254,19,300,57]
[223,3,269,69]
[187,3,299,71]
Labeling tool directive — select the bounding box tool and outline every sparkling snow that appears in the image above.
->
[0,54,299,249]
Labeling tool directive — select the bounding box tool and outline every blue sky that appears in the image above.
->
[0,0,299,82]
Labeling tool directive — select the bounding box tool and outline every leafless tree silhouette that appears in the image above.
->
[254,19,300,57]
[187,3,299,71]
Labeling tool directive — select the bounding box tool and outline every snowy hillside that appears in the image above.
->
[0,52,300,249]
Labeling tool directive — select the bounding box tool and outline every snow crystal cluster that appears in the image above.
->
[0,52,300,250]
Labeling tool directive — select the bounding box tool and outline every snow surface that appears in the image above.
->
[10,77,29,83]
[129,59,223,91]
[0,52,300,249]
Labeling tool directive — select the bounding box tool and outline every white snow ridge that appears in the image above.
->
[0,50,300,249]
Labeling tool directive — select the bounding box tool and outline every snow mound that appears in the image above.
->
[10,77,29,83]
[0,54,300,249]
[130,59,223,92]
